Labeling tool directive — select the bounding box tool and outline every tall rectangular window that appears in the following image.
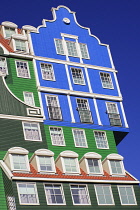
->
[38,156,53,172]
[41,63,55,81]
[110,160,123,175]
[54,39,65,55]
[23,92,35,106]
[17,183,39,205]
[77,99,92,123]
[23,122,42,141]
[71,68,85,85]
[15,40,26,51]
[118,186,137,205]
[5,27,15,38]
[79,43,89,59]
[94,131,109,149]
[70,185,90,205]
[50,127,65,146]
[44,184,65,205]
[94,185,114,205]
[87,159,101,174]
[72,129,87,147]
[66,41,78,57]
[46,95,62,120]
[12,154,27,170]
[63,157,77,173]
[0,57,8,74]
[100,72,114,89]
[16,61,30,78]
[106,103,122,126]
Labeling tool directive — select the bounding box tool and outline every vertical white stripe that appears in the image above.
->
[120,101,129,128]
[67,95,75,123]
[27,33,34,55]
[84,67,93,93]
[62,36,69,61]
[76,39,83,63]
[107,45,115,69]
[93,98,102,125]
[113,72,122,97]
[65,64,73,90]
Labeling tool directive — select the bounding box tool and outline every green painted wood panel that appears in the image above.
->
[5,57,40,107]
[0,169,7,210]
[44,125,118,160]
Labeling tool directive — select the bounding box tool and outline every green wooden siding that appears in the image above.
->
[44,125,118,160]
[11,181,140,209]
[0,118,48,152]
[0,169,7,210]
[5,57,40,107]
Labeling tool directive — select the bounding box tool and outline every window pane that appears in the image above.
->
[66,41,78,57]
[64,157,77,173]
[87,159,100,173]
[46,96,62,120]
[45,184,65,204]
[15,40,26,51]
[39,156,53,171]
[118,186,136,205]
[23,122,41,141]
[77,99,92,123]
[0,57,7,74]
[12,154,27,170]
[100,72,113,89]
[41,63,55,80]
[5,27,15,38]
[16,61,30,78]
[110,160,123,174]
[73,129,87,147]
[94,131,109,149]
[79,43,89,59]
[50,127,65,146]
[70,185,90,204]
[95,185,114,205]
[24,92,35,106]
[55,39,65,54]
[71,68,85,85]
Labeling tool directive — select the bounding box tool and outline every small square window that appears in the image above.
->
[79,43,89,59]
[17,183,39,205]
[15,40,27,52]
[118,186,137,205]
[44,184,65,205]
[0,57,8,75]
[94,131,109,149]
[110,160,124,175]
[70,185,90,205]
[72,129,87,148]
[5,27,15,38]
[16,61,30,78]
[50,127,65,146]
[41,63,55,81]
[23,122,42,141]
[23,92,35,106]
[63,157,78,173]
[66,41,78,57]
[71,68,85,85]
[38,156,54,172]
[100,72,114,89]
[94,184,114,205]
[12,154,28,171]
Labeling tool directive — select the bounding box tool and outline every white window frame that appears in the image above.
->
[85,158,103,175]
[22,121,42,142]
[94,131,109,149]
[79,43,90,59]
[15,60,30,79]
[109,159,125,176]
[4,27,16,38]
[71,67,85,85]
[49,126,65,146]
[54,39,65,55]
[100,72,114,89]
[76,98,92,123]
[0,57,8,75]
[37,156,56,173]
[72,128,88,148]
[117,185,137,205]
[94,184,115,205]
[17,182,39,205]
[23,92,35,106]
[62,156,80,175]
[40,63,55,81]
[70,184,91,205]
[106,102,122,126]
[44,183,66,205]
[10,153,30,172]
[65,40,79,57]
[14,39,29,53]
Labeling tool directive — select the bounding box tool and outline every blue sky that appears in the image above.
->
[1,0,140,179]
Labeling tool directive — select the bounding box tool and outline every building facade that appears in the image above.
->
[0,5,139,210]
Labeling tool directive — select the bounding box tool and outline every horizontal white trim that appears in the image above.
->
[1,21,17,28]
[11,176,140,184]
[0,160,13,179]
[61,33,78,39]
[12,34,28,41]
[38,86,122,101]
[0,114,43,122]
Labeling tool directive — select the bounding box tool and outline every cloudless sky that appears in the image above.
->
[1,0,140,179]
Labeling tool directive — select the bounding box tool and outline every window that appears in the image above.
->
[54,39,65,55]
[110,160,124,175]
[23,92,35,106]
[106,102,122,126]
[87,159,101,174]
[7,196,16,210]
[0,57,8,74]
[100,72,114,89]
[16,61,30,78]
[54,37,89,59]
[12,154,28,171]
[23,122,42,141]
[17,183,39,205]
[72,129,87,147]
[41,63,55,81]
[63,157,78,173]
[94,185,114,205]
[70,185,90,205]
[15,40,26,52]
[71,68,85,85]
[118,186,137,205]
[46,95,62,120]
[44,184,65,205]
[50,127,65,146]
[94,131,109,149]
[77,99,92,123]
[79,43,89,59]
[38,156,53,172]
[5,27,15,38]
